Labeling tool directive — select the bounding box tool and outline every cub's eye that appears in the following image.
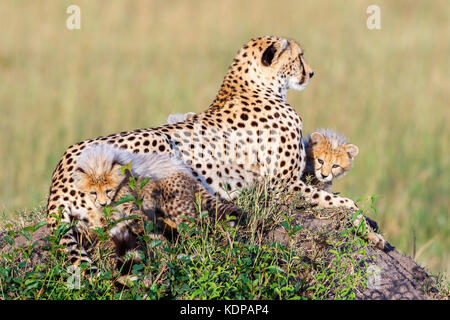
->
[332,164,340,169]
[317,159,324,165]
[90,191,97,196]
[106,189,114,195]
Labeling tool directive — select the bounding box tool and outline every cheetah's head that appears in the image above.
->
[250,36,314,92]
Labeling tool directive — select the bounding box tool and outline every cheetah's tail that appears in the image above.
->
[61,227,98,273]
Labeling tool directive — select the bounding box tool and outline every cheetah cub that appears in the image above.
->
[302,129,359,193]
[72,144,240,266]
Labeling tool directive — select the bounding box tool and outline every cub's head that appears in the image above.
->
[305,130,359,183]
[236,36,314,91]
[73,145,125,208]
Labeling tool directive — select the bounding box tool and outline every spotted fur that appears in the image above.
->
[69,144,239,268]
[47,36,385,269]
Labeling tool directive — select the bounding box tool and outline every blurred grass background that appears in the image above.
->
[0,0,448,274]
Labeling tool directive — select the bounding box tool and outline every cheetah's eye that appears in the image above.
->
[332,164,340,169]
[90,191,97,196]
[106,189,114,196]
[317,159,324,165]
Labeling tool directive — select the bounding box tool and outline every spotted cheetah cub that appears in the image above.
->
[302,129,359,193]
[72,144,240,266]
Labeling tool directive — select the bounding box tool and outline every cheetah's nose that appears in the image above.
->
[309,71,314,79]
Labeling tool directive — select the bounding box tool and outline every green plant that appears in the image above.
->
[2,185,445,300]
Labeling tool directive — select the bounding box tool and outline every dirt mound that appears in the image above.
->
[0,226,52,268]
[267,209,443,300]
[1,212,445,300]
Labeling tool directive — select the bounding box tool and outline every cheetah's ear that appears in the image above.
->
[310,132,324,145]
[345,144,359,160]
[261,39,290,67]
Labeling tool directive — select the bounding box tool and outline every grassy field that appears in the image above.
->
[0,0,448,276]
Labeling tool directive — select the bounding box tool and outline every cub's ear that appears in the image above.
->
[345,144,359,159]
[72,167,85,187]
[309,132,324,145]
[261,39,290,67]
[111,161,124,177]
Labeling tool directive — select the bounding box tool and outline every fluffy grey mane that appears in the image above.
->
[77,144,190,180]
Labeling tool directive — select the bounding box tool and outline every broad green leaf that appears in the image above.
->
[139,177,151,190]
[32,221,47,232]
[115,194,136,206]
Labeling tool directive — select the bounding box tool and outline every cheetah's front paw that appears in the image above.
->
[353,214,385,250]
[367,232,386,250]
[341,198,358,211]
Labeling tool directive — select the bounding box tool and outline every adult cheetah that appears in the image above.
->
[47,36,385,267]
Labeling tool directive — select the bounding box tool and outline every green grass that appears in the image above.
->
[0,182,390,300]
[2,179,448,300]
[0,0,448,275]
